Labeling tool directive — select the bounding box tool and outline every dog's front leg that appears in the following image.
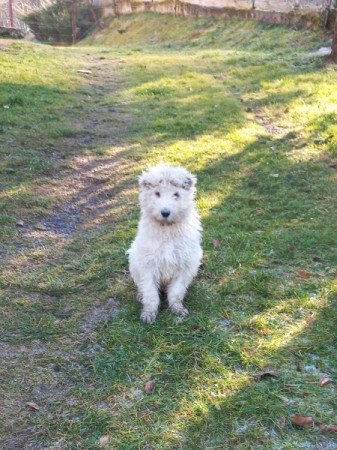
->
[167,276,190,317]
[139,275,160,324]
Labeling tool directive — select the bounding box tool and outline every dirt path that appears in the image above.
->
[0,52,134,450]
[30,55,131,236]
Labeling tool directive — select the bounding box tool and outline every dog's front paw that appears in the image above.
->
[170,304,189,317]
[140,309,157,324]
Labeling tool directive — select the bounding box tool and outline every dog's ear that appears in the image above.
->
[139,173,153,190]
[182,174,197,190]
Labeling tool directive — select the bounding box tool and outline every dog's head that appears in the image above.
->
[139,164,197,225]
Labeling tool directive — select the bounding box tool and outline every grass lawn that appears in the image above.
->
[0,13,337,449]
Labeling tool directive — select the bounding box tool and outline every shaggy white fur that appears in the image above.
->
[128,164,203,323]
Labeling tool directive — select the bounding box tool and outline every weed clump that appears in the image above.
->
[23,0,100,44]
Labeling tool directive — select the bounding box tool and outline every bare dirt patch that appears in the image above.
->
[32,154,122,236]
[24,57,132,238]
[82,297,120,333]
[255,110,287,136]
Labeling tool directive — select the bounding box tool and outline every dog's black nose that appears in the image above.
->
[161,208,171,218]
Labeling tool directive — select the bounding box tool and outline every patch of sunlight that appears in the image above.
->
[163,370,250,440]
[198,193,223,219]
[243,293,329,360]
[146,139,230,169]
[292,102,337,123]
[285,143,327,163]
[134,82,174,97]
[130,72,220,99]
[0,185,27,199]
[254,320,307,355]
[226,122,262,145]
[146,123,260,170]
[103,143,141,157]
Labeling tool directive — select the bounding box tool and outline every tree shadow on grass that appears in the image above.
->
[122,73,317,146]
[178,286,337,449]
[61,131,337,448]
[180,134,336,446]
[0,38,334,448]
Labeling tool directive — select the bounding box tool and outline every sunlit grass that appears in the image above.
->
[1,13,336,449]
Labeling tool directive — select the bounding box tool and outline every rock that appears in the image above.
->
[0,26,24,39]
[77,69,92,74]
[34,223,48,231]
[313,136,326,144]
[16,220,24,227]
[307,47,331,57]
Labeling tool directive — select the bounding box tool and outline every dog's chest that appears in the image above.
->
[148,234,189,278]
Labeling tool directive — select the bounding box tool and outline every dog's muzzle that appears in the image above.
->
[161,208,171,218]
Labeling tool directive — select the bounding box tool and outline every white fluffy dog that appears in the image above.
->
[128,164,202,323]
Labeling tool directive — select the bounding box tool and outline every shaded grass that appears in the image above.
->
[1,13,337,449]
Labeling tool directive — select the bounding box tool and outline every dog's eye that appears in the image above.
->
[155,191,160,197]
[174,192,180,199]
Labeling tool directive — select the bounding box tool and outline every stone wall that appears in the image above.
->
[127,0,331,11]
[99,0,335,29]
[0,0,41,31]
[0,25,24,37]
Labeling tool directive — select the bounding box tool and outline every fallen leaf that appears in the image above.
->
[99,435,110,445]
[26,402,40,411]
[253,370,279,380]
[291,415,314,427]
[144,380,155,394]
[212,239,220,248]
[297,269,310,278]
[16,220,24,227]
[319,424,337,432]
[318,377,331,387]
[306,315,315,326]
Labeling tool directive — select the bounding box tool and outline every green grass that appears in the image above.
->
[0,13,337,449]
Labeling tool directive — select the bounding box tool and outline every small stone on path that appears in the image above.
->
[77,69,92,74]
